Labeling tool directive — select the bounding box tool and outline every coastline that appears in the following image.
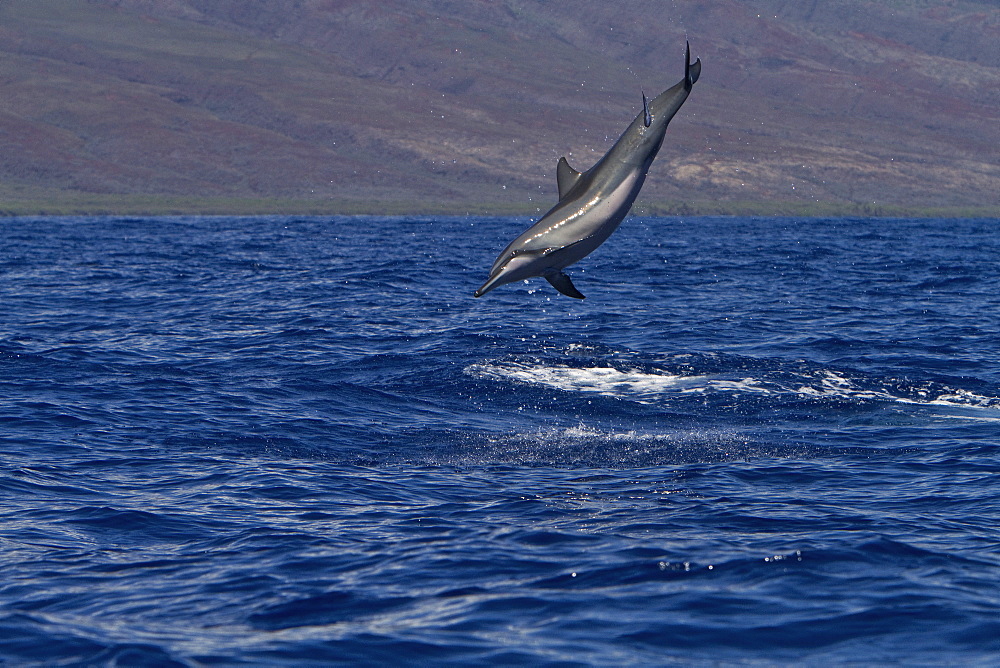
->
[1,193,997,220]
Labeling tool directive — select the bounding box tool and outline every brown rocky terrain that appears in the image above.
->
[1,0,998,215]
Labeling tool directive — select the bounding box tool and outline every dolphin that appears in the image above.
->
[474,42,701,299]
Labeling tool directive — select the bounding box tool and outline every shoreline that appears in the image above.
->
[0,194,997,220]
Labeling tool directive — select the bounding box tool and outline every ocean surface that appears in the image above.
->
[2,214,999,666]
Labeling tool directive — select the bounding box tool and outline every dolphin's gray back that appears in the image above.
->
[476,43,701,298]
[496,55,701,263]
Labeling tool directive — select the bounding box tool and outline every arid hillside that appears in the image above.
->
[1,0,998,215]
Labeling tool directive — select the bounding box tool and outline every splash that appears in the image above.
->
[434,422,759,468]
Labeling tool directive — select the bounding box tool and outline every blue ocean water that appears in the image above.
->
[1,214,999,665]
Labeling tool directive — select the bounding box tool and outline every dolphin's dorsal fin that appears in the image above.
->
[544,270,585,299]
[556,157,583,199]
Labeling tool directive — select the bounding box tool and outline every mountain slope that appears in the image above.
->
[1,0,998,215]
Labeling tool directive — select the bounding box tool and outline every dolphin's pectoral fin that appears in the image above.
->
[556,157,583,199]
[642,91,651,127]
[544,270,585,299]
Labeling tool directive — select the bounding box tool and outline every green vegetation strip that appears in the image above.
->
[0,193,997,219]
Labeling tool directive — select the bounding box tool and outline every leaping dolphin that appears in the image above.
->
[474,42,701,299]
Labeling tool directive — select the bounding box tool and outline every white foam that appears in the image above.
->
[466,361,1000,415]
[794,370,898,402]
[467,362,713,404]
[925,388,1000,408]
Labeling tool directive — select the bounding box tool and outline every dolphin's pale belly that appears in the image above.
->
[542,170,644,269]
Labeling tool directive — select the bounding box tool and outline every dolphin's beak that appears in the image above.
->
[475,252,534,297]
[473,277,497,298]
[474,271,504,297]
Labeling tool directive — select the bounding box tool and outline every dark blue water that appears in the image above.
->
[2,215,999,665]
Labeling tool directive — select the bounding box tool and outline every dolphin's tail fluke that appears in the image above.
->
[649,42,700,121]
[685,41,702,89]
